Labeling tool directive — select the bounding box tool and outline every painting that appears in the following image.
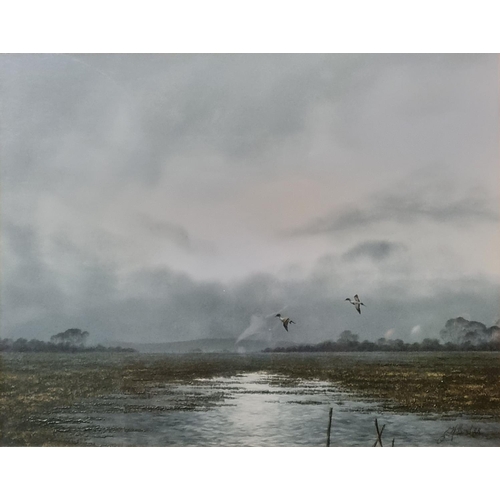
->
[1,53,499,451]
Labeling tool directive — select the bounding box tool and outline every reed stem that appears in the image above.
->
[326,407,333,447]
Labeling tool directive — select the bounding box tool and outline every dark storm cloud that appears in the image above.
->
[3,232,499,345]
[2,53,497,212]
[94,53,370,182]
[74,54,362,148]
[342,240,405,261]
[288,187,499,236]
[0,53,385,188]
[1,224,66,323]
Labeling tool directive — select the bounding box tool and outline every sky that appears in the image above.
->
[1,53,499,344]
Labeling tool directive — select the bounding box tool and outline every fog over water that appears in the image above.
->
[1,54,499,344]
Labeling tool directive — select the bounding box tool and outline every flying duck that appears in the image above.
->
[345,294,366,314]
[275,313,296,332]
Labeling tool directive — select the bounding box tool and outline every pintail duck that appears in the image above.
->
[345,294,366,314]
[275,313,296,332]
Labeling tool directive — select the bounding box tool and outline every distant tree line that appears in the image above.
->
[264,319,500,353]
[263,338,500,353]
[0,328,136,353]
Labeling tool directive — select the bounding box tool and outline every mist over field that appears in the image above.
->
[1,54,499,345]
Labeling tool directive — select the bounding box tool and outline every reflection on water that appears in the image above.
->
[53,372,500,446]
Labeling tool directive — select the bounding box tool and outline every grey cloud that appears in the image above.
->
[342,240,405,261]
[2,53,497,219]
[3,229,499,345]
[1,53,450,189]
[135,214,217,256]
[1,54,499,345]
[1,224,66,326]
[137,214,204,252]
[288,187,499,236]
[330,54,498,166]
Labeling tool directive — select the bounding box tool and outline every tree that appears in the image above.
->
[464,331,479,343]
[439,317,488,345]
[338,330,359,343]
[391,339,406,351]
[50,328,89,346]
[486,326,500,342]
[360,340,375,351]
[13,338,28,352]
[420,338,441,351]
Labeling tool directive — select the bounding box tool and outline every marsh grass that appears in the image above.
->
[1,351,500,446]
[263,352,500,417]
